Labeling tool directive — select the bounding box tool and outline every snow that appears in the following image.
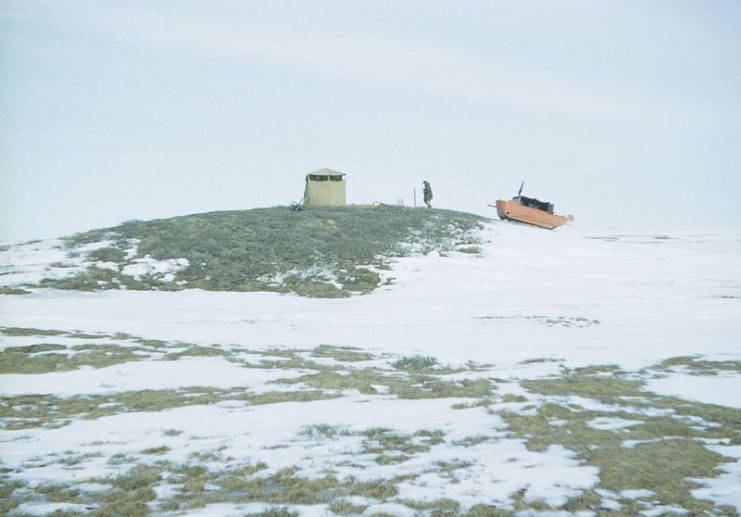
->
[621,438,676,449]
[3,225,739,371]
[1,223,740,513]
[620,489,655,499]
[174,502,340,517]
[2,394,597,504]
[0,237,189,288]
[585,417,643,431]
[120,256,189,281]
[0,334,142,350]
[641,506,690,516]
[394,443,597,509]
[0,357,304,396]
[75,482,110,492]
[15,503,96,515]
[690,445,741,510]
[183,503,270,517]
[599,499,622,511]
[94,261,120,271]
[0,239,84,286]
[261,265,345,291]
[359,503,416,516]
[646,373,741,408]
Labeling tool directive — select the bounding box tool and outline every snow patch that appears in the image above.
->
[0,357,303,396]
[0,239,84,286]
[646,373,741,408]
[394,443,598,509]
[15,502,95,515]
[620,489,655,498]
[120,256,189,281]
[690,444,741,512]
[586,417,643,431]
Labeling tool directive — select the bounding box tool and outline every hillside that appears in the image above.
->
[0,205,486,297]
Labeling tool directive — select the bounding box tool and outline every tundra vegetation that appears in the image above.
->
[1,206,486,297]
[1,327,739,515]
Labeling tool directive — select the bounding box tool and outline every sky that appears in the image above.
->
[1,0,740,240]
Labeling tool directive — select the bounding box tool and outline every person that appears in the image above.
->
[423,181,433,208]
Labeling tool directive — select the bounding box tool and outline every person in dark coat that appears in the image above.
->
[423,181,433,208]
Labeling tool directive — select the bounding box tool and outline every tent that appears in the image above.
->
[303,168,346,207]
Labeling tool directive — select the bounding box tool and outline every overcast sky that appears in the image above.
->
[2,0,740,240]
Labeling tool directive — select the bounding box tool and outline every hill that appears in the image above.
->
[0,205,486,297]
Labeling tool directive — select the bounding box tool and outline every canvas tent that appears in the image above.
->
[303,168,346,207]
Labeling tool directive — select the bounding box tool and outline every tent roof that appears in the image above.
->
[307,167,345,178]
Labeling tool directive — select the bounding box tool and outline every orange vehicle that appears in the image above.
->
[489,182,574,230]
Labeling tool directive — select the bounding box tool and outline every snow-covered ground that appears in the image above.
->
[0,237,188,288]
[1,222,740,515]
[2,224,739,371]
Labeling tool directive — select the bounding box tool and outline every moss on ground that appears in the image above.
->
[0,476,28,515]
[0,327,295,375]
[512,370,741,515]
[88,462,404,513]
[34,205,486,296]
[400,497,461,514]
[0,388,337,430]
[329,499,369,514]
[276,368,493,399]
[651,355,741,376]
[0,338,230,375]
[299,424,351,440]
[392,355,439,371]
[0,343,151,374]
[248,509,299,517]
[0,327,495,434]
[310,344,374,362]
[361,428,445,459]
[463,504,515,516]
[1,326,68,337]
[0,327,141,342]
[522,374,644,403]
[0,286,31,295]
[522,370,741,444]
[3,337,739,515]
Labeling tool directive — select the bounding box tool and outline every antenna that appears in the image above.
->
[517,179,525,198]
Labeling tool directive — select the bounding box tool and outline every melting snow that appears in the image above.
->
[0,239,84,285]
[0,357,303,396]
[15,503,95,516]
[586,417,643,431]
[120,256,189,281]
[1,224,740,513]
[690,444,741,510]
[646,373,741,408]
